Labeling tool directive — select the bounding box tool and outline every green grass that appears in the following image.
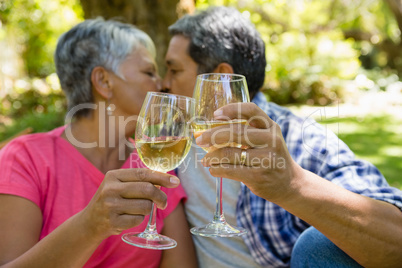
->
[318,115,402,190]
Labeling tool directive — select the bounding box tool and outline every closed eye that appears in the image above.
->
[170,69,179,75]
[143,70,156,77]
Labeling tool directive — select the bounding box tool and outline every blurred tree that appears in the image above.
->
[0,0,196,141]
[198,0,401,105]
[0,0,84,77]
[342,0,402,75]
[0,0,78,139]
[0,0,399,109]
[79,0,195,74]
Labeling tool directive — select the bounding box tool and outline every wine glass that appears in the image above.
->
[122,92,194,249]
[191,73,249,237]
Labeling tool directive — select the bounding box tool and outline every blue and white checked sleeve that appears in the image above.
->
[277,109,402,211]
[239,92,402,267]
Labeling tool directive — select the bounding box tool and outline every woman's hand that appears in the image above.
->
[0,169,181,267]
[81,169,181,240]
[195,102,303,203]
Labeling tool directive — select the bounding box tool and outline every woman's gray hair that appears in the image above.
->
[55,17,156,117]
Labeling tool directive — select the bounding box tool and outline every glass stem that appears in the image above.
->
[214,177,225,223]
[144,183,162,235]
[144,203,158,234]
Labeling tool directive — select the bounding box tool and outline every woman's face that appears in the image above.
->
[110,45,161,119]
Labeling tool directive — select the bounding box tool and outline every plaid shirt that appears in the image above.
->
[238,92,402,267]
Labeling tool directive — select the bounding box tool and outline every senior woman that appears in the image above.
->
[0,19,196,267]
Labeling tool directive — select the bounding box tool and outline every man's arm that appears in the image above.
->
[197,102,402,267]
[280,166,402,267]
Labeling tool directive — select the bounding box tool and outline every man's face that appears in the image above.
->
[163,35,199,98]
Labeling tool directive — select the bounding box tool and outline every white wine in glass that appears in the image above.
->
[136,137,192,172]
[191,73,249,237]
[192,120,248,152]
[121,92,194,249]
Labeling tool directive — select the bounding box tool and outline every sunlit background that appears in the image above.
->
[0,0,401,188]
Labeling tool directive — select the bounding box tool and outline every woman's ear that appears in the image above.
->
[91,66,113,99]
[212,63,234,74]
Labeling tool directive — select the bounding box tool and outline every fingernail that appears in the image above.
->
[196,136,209,148]
[214,109,223,117]
[170,177,180,185]
[195,136,203,145]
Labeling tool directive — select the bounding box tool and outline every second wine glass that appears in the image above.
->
[121,92,194,249]
[191,73,249,237]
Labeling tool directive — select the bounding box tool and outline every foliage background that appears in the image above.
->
[0,0,401,188]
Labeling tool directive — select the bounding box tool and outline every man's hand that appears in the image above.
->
[195,102,303,203]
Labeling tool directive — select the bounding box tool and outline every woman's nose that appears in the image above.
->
[155,75,162,91]
[162,74,171,92]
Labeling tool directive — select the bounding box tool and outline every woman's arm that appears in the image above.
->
[0,195,42,265]
[0,169,181,268]
[160,201,198,268]
[0,194,101,268]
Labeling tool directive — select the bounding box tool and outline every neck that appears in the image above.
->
[61,111,134,173]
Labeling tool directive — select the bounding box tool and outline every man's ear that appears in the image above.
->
[91,66,113,99]
[212,63,234,74]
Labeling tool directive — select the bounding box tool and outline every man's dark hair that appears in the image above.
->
[169,6,266,99]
